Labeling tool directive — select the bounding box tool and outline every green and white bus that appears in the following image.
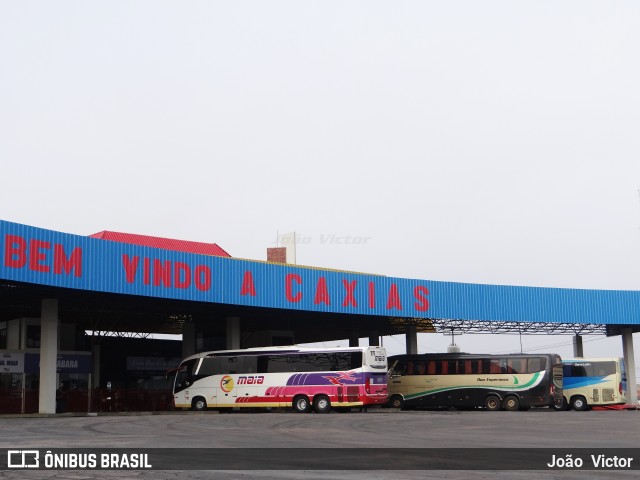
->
[387,353,563,411]
[555,357,627,411]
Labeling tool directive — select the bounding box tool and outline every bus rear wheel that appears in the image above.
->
[192,397,207,411]
[313,395,331,413]
[502,395,520,411]
[293,395,311,413]
[553,397,569,411]
[484,395,501,411]
[571,396,588,411]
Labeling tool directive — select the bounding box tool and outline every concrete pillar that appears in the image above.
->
[406,324,418,355]
[368,333,380,347]
[39,299,58,414]
[226,317,241,350]
[572,335,584,358]
[348,336,359,347]
[182,322,196,358]
[622,329,638,405]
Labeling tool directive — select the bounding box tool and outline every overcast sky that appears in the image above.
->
[1,2,639,365]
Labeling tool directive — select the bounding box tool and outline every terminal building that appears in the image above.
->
[0,219,638,413]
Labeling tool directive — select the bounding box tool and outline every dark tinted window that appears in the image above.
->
[266,352,361,373]
[528,357,546,373]
[565,361,616,377]
[199,356,258,376]
[390,359,408,376]
[457,360,481,374]
[506,358,526,374]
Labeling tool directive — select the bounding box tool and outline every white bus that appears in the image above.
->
[556,357,627,411]
[170,345,388,413]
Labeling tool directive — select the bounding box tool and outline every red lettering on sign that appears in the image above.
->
[143,257,151,285]
[414,285,429,311]
[368,282,376,309]
[4,234,83,278]
[194,265,211,291]
[123,255,209,291]
[342,280,357,307]
[314,277,330,305]
[122,254,139,283]
[54,245,81,276]
[29,239,50,273]
[174,262,191,289]
[285,273,302,302]
[53,245,82,277]
[4,234,27,268]
[153,259,171,287]
[241,270,256,296]
[386,283,402,310]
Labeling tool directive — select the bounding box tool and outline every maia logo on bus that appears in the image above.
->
[220,375,234,393]
[237,376,265,385]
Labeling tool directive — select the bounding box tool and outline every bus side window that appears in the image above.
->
[392,360,408,376]
[499,359,509,374]
[448,361,456,375]
[414,362,425,375]
[469,361,479,374]
[257,356,268,374]
[427,361,436,375]
[528,358,542,373]
[481,360,491,374]
[489,361,501,374]
[507,359,523,374]
[575,366,588,377]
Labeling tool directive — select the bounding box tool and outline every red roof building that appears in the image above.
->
[89,231,231,257]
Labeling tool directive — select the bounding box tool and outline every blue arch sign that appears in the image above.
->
[1,220,639,325]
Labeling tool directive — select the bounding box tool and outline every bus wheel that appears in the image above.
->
[502,395,520,411]
[389,395,405,410]
[313,395,331,414]
[553,398,569,411]
[484,395,501,411]
[571,396,588,411]
[293,395,311,413]
[192,397,207,411]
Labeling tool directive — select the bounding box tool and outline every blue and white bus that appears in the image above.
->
[556,357,627,411]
